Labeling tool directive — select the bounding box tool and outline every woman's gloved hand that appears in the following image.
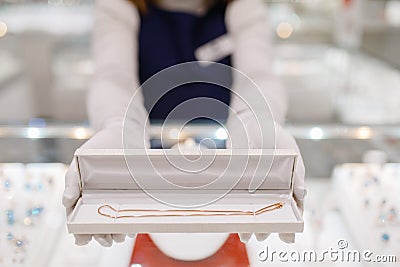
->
[63,160,129,247]
[226,117,306,244]
[62,122,149,246]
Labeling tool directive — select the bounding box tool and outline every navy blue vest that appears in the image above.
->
[139,2,232,122]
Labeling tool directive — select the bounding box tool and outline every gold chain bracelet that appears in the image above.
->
[97,202,284,219]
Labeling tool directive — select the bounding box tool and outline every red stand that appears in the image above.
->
[130,234,250,267]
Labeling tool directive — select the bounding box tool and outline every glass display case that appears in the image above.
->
[1,123,399,266]
[0,51,33,122]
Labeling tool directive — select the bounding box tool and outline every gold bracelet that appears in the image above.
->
[97,202,284,219]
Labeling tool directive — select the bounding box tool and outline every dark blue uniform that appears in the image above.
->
[138,2,232,122]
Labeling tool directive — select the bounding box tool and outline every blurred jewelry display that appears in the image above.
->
[0,163,66,266]
[334,163,400,253]
[7,232,27,252]
[98,202,284,219]
[378,205,399,225]
[3,178,12,191]
[6,209,15,226]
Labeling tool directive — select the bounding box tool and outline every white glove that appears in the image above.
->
[226,116,306,244]
[62,122,149,246]
[69,0,149,246]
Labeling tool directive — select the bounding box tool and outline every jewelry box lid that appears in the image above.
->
[74,149,297,192]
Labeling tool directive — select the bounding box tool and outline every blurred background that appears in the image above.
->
[0,0,400,266]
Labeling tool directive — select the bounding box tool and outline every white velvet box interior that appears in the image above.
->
[67,149,303,234]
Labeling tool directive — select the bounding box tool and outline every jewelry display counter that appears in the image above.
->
[0,124,399,266]
[0,163,66,266]
[333,163,400,255]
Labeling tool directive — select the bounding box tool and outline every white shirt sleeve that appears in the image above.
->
[225,0,287,126]
[88,0,149,139]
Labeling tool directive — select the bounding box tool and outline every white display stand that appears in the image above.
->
[67,149,303,234]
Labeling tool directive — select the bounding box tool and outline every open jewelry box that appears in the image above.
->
[67,149,303,234]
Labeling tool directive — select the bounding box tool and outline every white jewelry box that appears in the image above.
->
[67,149,303,234]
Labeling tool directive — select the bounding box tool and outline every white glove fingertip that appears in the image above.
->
[94,234,113,247]
[112,234,126,243]
[65,207,75,221]
[127,234,137,239]
[238,233,252,243]
[62,185,80,209]
[255,233,271,242]
[279,233,295,244]
[74,234,92,246]
[63,160,81,205]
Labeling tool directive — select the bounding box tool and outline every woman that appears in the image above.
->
[63,0,305,248]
